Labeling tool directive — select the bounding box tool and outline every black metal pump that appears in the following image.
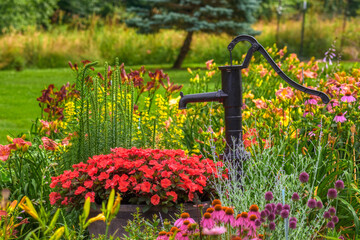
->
[179,35,330,153]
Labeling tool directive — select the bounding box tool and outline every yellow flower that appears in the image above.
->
[49,227,65,240]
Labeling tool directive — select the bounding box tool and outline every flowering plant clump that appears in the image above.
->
[158,199,297,240]
[49,147,226,209]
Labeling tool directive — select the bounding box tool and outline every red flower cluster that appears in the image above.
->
[49,147,226,207]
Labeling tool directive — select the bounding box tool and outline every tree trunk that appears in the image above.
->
[172,31,193,69]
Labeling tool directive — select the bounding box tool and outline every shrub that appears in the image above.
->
[49,147,226,212]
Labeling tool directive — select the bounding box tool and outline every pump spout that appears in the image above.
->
[179,90,228,109]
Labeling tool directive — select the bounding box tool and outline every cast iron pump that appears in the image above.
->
[179,35,330,155]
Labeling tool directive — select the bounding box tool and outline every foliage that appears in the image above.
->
[0,136,63,208]
[122,208,165,240]
[49,147,225,212]
[59,61,184,164]
[125,0,261,68]
[0,17,360,70]
[0,189,29,239]
[0,0,58,33]
[57,0,123,20]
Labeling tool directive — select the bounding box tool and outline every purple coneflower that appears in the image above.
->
[335,180,344,190]
[179,220,191,231]
[202,226,226,236]
[222,208,236,226]
[248,204,261,219]
[334,112,347,123]
[235,212,249,228]
[201,213,215,229]
[248,214,259,237]
[291,192,300,201]
[341,92,356,103]
[307,199,316,208]
[176,232,190,240]
[174,213,196,228]
[156,231,169,240]
[305,96,318,105]
[299,172,309,183]
[212,205,225,223]
[265,191,274,201]
[327,188,338,199]
[211,199,221,206]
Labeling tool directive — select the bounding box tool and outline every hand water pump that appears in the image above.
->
[179,35,330,159]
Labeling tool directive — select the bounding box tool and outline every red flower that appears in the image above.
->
[161,179,172,189]
[140,182,151,193]
[85,192,95,202]
[62,181,71,189]
[84,180,94,188]
[49,147,226,208]
[75,186,86,195]
[151,194,160,205]
[98,172,109,181]
[166,191,178,202]
[49,192,62,205]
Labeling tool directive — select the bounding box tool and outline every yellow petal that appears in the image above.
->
[49,227,65,240]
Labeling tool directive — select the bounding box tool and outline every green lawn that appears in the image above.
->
[0,64,204,144]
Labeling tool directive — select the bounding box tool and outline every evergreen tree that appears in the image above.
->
[125,0,261,68]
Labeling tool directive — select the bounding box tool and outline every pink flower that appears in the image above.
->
[40,137,58,151]
[174,213,196,228]
[212,205,225,223]
[222,208,236,226]
[303,111,314,117]
[341,92,356,103]
[235,212,249,228]
[275,85,294,100]
[304,96,318,105]
[206,59,214,70]
[156,232,169,240]
[202,226,226,235]
[176,232,189,240]
[201,213,215,229]
[0,145,11,161]
[252,99,268,109]
[8,138,32,151]
[333,112,347,123]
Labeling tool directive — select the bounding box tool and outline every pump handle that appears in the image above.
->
[228,35,330,104]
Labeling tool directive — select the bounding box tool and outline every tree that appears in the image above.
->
[125,0,261,69]
[0,0,57,33]
[57,0,123,19]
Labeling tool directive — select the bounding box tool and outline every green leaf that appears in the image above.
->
[338,197,359,236]
[162,206,168,214]
[142,205,151,213]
